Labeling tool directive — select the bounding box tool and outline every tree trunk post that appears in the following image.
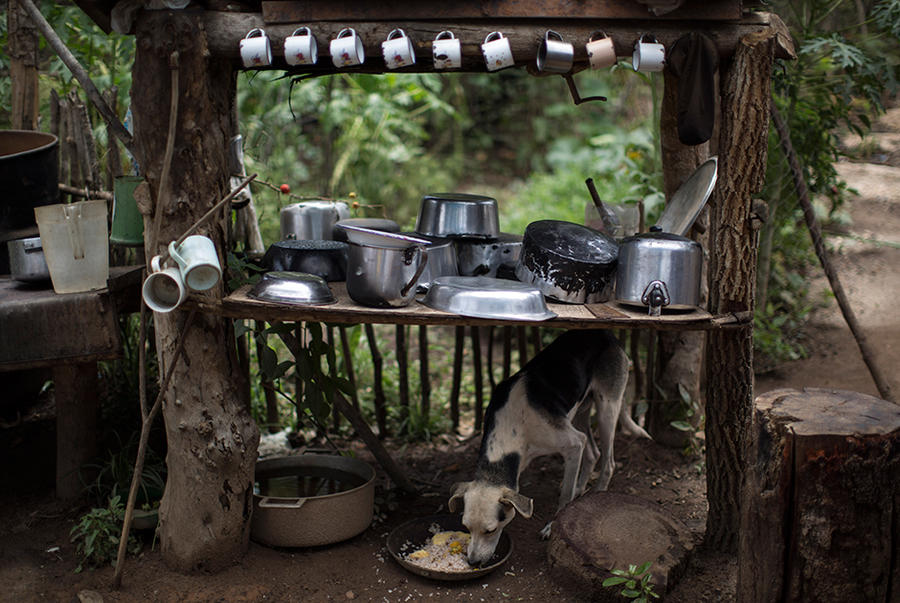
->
[704,29,775,552]
[8,0,41,130]
[131,12,259,572]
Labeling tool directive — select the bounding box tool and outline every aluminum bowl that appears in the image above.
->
[248,271,336,305]
[415,193,500,239]
[421,276,556,321]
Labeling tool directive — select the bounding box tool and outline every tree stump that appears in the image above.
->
[738,388,900,602]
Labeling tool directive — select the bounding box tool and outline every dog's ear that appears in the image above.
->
[448,481,471,513]
[500,488,533,519]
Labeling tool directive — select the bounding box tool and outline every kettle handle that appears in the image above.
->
[399,245,428,297]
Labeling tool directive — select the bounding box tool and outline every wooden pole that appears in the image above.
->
[471,326,484,432]
[450,326,465,431]
[8,0,40,130]
[418,325,430,421]
[771,106,896,404]
[364,324,388,436]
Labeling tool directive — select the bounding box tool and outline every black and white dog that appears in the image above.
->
[448,329,649,566]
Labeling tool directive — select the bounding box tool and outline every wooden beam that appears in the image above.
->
[190,9,790,70]
[262,0,744,23]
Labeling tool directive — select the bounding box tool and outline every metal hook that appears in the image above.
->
[562,74,607,105]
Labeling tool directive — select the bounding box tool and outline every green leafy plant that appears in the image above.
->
[602,561,661,602]
[70,495,140,573]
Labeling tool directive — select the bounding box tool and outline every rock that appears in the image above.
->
[77,590,104,603]
[547,492,693,601]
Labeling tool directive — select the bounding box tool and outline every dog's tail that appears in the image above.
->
[618,402,652,439]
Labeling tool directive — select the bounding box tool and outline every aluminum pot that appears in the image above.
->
[7,236,50,283]
[252,455,375,548]
[262,239,348,281]
[615,226,702,315]
[346,242,428,307]
[456,232,522,278]
[415,193,500,239]
[280,201,350,240]
[515,220,618,303]
[0,131,59,236]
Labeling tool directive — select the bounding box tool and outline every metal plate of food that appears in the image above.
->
[386,514,511,581]
[248,271,336,305]
[421,275,556,321]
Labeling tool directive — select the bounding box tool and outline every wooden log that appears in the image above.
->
[450,325,465,431]
[338,325,360,412]
[195,10,794,69]
[738,388,900,603]
[364,323,388,436]
[703,26,775,553]
[396,324,409,431]
[418,325,430,420]
[471,326,484,432]
[53,362,100,499]
[8,0,41,130]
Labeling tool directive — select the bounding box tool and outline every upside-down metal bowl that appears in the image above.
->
[421,276,556,321]
[248,271,336,305]
[415,193,500,239]
[386,514,511,581]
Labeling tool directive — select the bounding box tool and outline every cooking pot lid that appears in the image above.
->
[621,229,702,246]
[523,220,617,265]
[654,156,718,236]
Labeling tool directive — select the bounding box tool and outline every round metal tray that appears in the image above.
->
[386,514,511,581]
[420,276,556,321]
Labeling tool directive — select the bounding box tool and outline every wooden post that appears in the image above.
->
[364,323,387,436]
[704,28,776,552]
[418,325,430,421]
[8,0,40,130]
[738,388,900,602]
[396,325,409,429]
[131,12,258,573]
[449,326,464,431]
[471,326,484,432]
[53,362,100,499]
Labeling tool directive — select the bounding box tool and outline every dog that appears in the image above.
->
[448,329,650,566]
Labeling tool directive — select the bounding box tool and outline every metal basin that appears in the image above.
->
[455,232,522,278]
[415,193,500,239]
[248,271,336,305]
[421,276,556,321]
[262,239,348,282]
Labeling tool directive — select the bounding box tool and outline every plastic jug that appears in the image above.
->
[34,199,109,294]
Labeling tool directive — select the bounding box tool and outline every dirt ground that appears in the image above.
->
[2,107,899,602]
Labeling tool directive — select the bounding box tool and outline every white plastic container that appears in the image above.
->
[34,199,109,294]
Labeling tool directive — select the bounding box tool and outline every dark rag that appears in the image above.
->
[667,32,719,146]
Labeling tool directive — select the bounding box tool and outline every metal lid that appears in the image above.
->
[655,156,718,236]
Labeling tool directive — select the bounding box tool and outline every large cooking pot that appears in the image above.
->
[252,455,375,548]
[0,131,59,236]
[280,201,350,240]
[515,220,618,303]
[415,193,500,239]
[615,226,702,315]
[262,239,348,281]
[346,242,428,307]
[401,232,457,291]
[456,232,522,278]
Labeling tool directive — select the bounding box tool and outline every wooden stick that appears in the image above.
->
[396,325,409,429]
[58,183,113,201]
[771,105,896,404]
[419,325,430,421]
[114,309,197,588]
[17,0,134,153]
[471,326,484,432]
[338,326,360,412]
[450,326,464,431]
[364,324,388,436]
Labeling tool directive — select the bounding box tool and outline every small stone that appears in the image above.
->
[345,591,356,599]
[77,590,104,603]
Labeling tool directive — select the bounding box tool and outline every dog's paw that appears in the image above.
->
[539,521,553,540]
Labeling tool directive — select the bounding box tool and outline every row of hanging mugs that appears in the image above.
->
[239,27,667,73]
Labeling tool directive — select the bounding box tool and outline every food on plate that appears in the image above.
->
[401,525,473,572]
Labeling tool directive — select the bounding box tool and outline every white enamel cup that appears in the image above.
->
[285,27,318,66]
[168,235,222,291]
[536,30,574,73]
[143,255,187,313]
[331,27,365,68]
[586,31,617,69]
[482,32,514,71]
[382,28,416,69]
[240,28,272,68]
[633,34,666,72]
[433,31,462,70]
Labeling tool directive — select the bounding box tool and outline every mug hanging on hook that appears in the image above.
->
[239,28,272,68]
[382,28,416,69]
[433,31,461,70]
[586,31,617,70]
[481,32,514,71]
[285,27,318,66]
[536,30,574,74]
[632,34,665,72]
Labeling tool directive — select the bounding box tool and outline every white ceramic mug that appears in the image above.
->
[482,32,514,71]
[586,31,617,70]
[633,33,666,72]
[330,27,365,68]
[284,27,317,66]
[143,255,187,313]
[536,30,573,73]
[432,31,461,70]
[240,28,272,69]
[168,235,221,291]
[382,28,415,69]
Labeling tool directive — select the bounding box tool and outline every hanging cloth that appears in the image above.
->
[666,32,719,146]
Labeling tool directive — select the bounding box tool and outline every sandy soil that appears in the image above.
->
[1,108,898,602]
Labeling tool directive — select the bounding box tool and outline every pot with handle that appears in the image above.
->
[615,226,703,315]
[346,242,429,308]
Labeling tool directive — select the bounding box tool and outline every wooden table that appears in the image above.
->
[0,266,143,498]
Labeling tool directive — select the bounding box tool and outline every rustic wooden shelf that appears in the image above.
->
[187,281,749,330]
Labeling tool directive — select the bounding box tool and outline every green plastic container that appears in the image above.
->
[110,175,145,246]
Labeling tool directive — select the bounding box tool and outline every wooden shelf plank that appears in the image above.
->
[188,282,731,330]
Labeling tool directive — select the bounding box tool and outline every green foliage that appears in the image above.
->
[82,432,166,509]
[70,495,140,573]
[602,561,661,602]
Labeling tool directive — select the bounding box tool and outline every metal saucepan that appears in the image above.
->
[7,236,51,283]
[262,239,348,282]
[401,232,458,291]
[280,201,350,240]
[515,220,618,304]
[415,193,500,239]
[615,226,703,315]
[346,242,429,308]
